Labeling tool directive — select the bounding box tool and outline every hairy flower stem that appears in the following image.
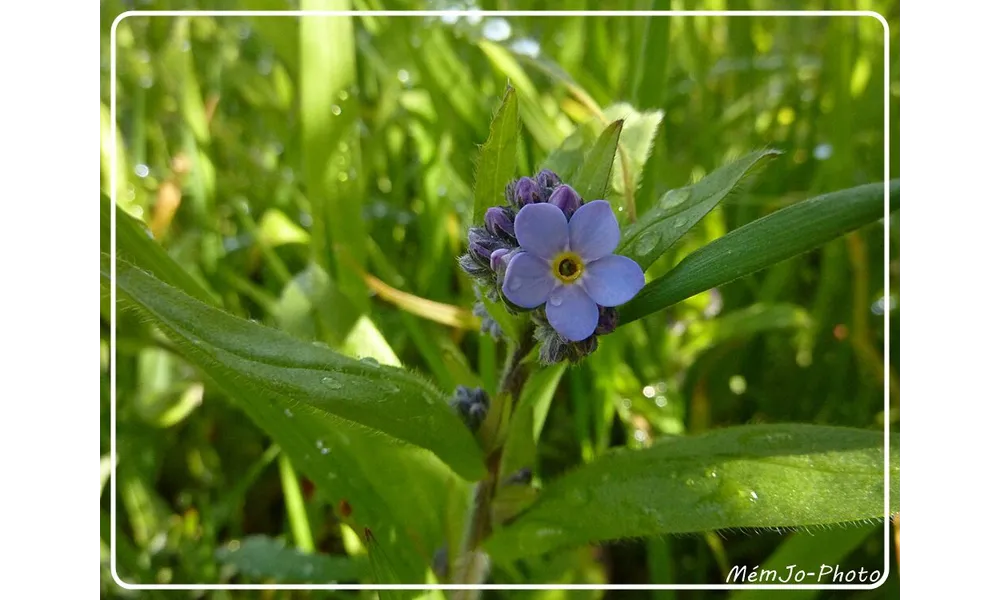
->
[453,327,535,595]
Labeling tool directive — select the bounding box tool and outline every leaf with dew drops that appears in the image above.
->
[485,424,898,562]
[619,149,782,271]
[102,254,486,482]
[620,180,899,324]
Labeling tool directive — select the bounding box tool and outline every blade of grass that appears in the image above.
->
[620,180,900,324]
[278,453,315,553]
[300,1,369,324]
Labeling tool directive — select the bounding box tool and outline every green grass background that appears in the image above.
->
[100,0,900,596]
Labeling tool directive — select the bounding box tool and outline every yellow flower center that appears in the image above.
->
[552,251,584,283]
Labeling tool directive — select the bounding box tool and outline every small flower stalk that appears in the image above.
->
[460,169,645,364]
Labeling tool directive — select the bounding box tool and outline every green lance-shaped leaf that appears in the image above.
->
[101,194,218,307]
[619,149,782,270]
[572,119,623,202]
[485,424,898,561]
[472,85,521,224]
[102,256,486,482]
[620,180,900,325]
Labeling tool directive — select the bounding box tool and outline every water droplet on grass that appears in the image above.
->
[284,408,293,418]
[330,104,342,115]
[321,376,342,390]
[360,357,380,368]
[635,230,659,257]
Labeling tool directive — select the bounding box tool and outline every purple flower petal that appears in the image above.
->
[545,283,599,342]
[514,203,569,260]
[489,247,510,271]
[581,255,646,307]
[548,184,582,218]
[569,200,620,262]
[502,252,556,308]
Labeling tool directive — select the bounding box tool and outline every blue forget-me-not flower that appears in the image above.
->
[501,198,645,341]
[460,169,645,362]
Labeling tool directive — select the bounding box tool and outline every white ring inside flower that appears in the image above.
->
[552,251,584,283]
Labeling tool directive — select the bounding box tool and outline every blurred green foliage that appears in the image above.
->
[100,0,900,597]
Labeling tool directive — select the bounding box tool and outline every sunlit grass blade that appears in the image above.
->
[486,424,898,561]
[682,303,812,363]
[300,0,369,318]
[103,255,486,481]
[478,40,566,152]
[364,273,480,331]
[245,0,301,75]
[629,2,672,110]
[418,28,488,137]
[472,84,520,224]
[619,149,781,270]
[100,103,129,205]
[273,263,354,342]
[342,315,404,367]
[278,453,316,553]
[620,180,900,324]
[258,208,310,248]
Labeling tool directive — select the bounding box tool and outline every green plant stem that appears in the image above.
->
[453,327,534,593]
[278,453,315,553]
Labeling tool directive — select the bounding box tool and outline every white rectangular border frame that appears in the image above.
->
[109,8,893,592]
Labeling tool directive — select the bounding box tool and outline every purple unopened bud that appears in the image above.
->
[548,185,582,218]
[568,335,599,360]
[535,169,562,189]
[468,228,498,261]
[489,247,510,271]
[513,177,543,207]
[459,253,490,277]
[469,240,491,261]
[503,467,533,485]
[485,206,515,239]
[450,385,490,431]
[595,307,619,335]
